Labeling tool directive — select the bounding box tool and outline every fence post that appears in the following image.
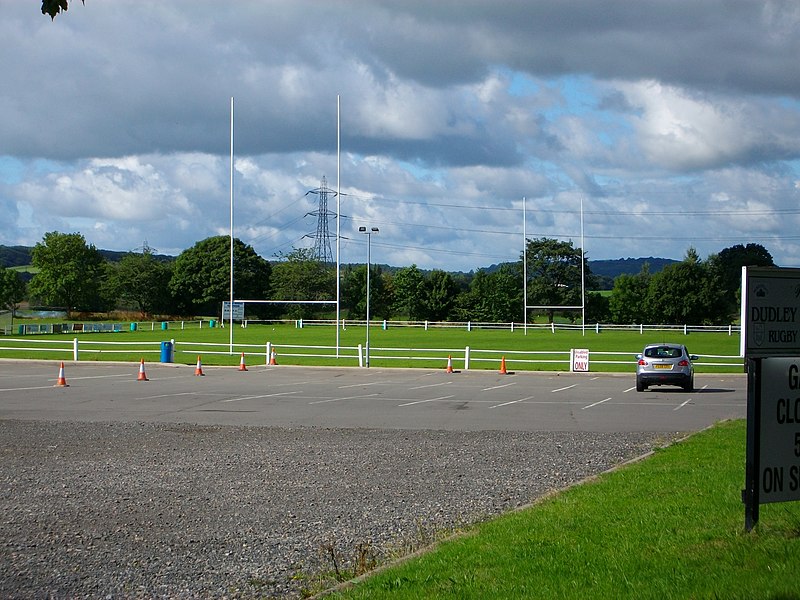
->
[640,323,643,335]
[684,324,688,335]
[596,322,600,334]
[464,346,470,370]
[357,343,364,368]
[467,321,471,332]
[266,341,272,366]
[551,322,555,334]
[73,338,79,361]
[425,320,429,331]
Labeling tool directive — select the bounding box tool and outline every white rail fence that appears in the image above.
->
[0,337,744,372]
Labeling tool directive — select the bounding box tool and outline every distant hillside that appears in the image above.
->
[589,257,678,279]
[0,245,174,267]
[1,244,677,284]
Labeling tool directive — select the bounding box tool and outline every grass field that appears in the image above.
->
[323,420,800,599]
[0,322,744,372]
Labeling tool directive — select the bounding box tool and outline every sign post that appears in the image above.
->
[742,267,800,530]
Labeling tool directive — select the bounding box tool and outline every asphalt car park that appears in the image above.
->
[0,360,746,433]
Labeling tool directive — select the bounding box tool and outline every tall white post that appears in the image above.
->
[229,96,235,353]
[336,95,341,358]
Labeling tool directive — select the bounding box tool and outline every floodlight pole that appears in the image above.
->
[359,226,378,367]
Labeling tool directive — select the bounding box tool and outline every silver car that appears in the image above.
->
[635,343,697,392]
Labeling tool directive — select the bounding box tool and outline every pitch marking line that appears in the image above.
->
[582,397,612,410]
[398,395,455,407]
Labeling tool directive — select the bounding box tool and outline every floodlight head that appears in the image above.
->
[358,226,366,232]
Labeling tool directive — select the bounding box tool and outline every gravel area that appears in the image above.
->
[1,420,680,599]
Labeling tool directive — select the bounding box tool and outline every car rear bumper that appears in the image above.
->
[637,372,692,387]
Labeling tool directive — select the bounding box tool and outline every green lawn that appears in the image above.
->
[0,322,743,372]
[324,420,800,599]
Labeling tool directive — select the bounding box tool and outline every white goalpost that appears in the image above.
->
[523,197,586,335]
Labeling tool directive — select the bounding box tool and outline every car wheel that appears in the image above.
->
[683,377,693,393]
[636,378,646,392]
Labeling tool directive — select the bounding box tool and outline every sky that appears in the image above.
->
[2,1,800,272]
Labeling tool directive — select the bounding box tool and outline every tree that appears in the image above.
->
[645,248,727,325]
[341,264,391,320]
[391,264,426,320]
[0,268,25,316]
[524,237,591,323]
[270,248,336,319]
[707,243,775,319]
[28,231,105,316]
[453,264,522,322]
[609,264,652,324]
[104,250,173,317]
[420,269,459,321]
[169,236,271,317]
[41,0,83,20]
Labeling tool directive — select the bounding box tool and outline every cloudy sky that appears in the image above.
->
[2,1,800,271]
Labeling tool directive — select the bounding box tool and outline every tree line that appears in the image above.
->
[0,231,775,325]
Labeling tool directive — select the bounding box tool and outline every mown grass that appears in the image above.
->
[0,322,743,372]
[324,420,800,599]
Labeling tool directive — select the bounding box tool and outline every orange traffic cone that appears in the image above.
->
[137,358,149,381]
[194,356,205,376]
[445,355,454,373]
[54,361,69,387]
[238,352,248,371]
[499,356,508,375]
[269,349,278,366]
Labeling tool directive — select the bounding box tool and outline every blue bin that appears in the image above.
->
[130,322,137,332]
[209,319,216,328]
[161,321,168,330]
[160,341,174,363]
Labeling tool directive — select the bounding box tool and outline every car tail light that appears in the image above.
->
[678,359,689,367]
[638,359,647,366]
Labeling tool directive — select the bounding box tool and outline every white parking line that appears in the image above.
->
[482,382,517,392]
[398,395,455,407]
[489,396,534,409]
[222,392,297,403]
[551,384,578,393]
[582,397,612,410]
[674,398,693,411]
[309,393,380,405]
[410,381,453,390]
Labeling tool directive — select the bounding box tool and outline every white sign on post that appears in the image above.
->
[743,267,800,358]
[222,301,245,321]
[758,358,800,504]
[571,348,589,372]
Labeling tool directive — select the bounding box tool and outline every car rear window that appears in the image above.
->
[644,347,681,359]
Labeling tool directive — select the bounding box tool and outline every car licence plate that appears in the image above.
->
[653,364,672,370]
